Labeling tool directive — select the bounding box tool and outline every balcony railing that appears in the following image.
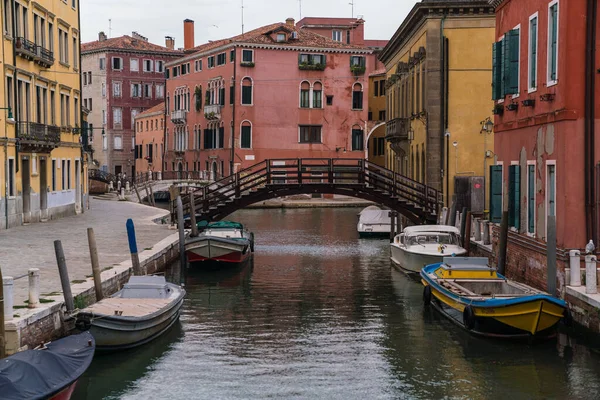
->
[171,109,187,125]
[204,104,222,120]
[36,45,54,67]
[15,37,37,61]
[17,122,61,151]
[385,118,411,142]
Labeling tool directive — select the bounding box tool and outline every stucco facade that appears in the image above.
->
[0,0,87,229]
[367,69,387,167]
[134,103,165,174]
[379,0,495,207]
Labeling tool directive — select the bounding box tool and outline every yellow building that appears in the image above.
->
[367,68,387,168]
[379,0,495,212]
[0,0,86,229]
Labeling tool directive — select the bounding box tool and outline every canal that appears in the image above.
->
[73,207,600,400]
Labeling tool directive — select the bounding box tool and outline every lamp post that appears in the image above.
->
[480,117,494,218]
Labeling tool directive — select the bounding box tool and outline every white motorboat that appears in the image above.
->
[390,225,467,274]
[357,206,391,238]
[185,220,254,266]
[76,275,185,351]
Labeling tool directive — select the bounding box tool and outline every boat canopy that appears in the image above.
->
[403,225,460,236]
[0,331,95,400]
[206,221,244,230]
[358,208,391,225]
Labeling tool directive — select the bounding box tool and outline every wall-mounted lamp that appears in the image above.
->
[452,141,458,148]
[336,147,347,153]
[1,107,15,123]
[480,117,494,134]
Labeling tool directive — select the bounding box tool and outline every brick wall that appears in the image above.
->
[566,294,600,333]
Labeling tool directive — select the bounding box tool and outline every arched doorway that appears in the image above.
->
[177,162,183,180]
[211,161,217,181]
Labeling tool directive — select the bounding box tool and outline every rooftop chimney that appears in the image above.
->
[165,36,175,50]
[286,18,295,28]
[98,31,107,41]
[184,19,195,50]
[131,31,149,42]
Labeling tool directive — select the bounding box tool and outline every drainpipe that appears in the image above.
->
[230,45,237,175]
[585,0,597,245]
[440,15,448,204]
[2,2,7,228]
[11,0,19,173]
[77,0,84,213]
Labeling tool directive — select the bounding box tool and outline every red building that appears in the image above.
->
[489,0,600,293]
[82,32,182,177]
[164,18,382,179]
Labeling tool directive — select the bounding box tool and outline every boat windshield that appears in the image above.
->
[407,232,460,246]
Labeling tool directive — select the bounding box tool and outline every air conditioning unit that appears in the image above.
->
[454,176,484,215]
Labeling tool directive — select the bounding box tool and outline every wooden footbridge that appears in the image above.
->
[177,158,441,224]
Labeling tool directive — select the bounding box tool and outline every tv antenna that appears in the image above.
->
[299,0,302,19]
[241,0,244,34]
[109,19,112,38]
[349,1,354,18]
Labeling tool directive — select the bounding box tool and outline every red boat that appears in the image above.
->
[0,331,95,400]
[185,221,254,266]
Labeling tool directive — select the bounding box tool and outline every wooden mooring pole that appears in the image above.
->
[389,211,396,243]
[126,219,143,276]
[176,196,187,286]
[189,193,199,237]
[464,211,472,256]
[0,266,5,359]
[54,240,75,313]
[497,211,509,275]
[87,228,104,301]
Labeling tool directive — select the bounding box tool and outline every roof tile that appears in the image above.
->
[82,35,182,55]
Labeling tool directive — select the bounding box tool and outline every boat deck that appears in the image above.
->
[82,298,173,317]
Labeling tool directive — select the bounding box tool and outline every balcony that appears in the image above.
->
[35,45,54,68]
[15,37,37,61]
[17,122,61,152]
[204,104,222,120]
[171,109,187,125]
[385,118,411,142]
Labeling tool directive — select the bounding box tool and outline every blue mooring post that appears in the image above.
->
[126,219,143,275]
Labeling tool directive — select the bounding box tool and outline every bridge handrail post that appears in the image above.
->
[298,158,302,184]
[266,160,271,185]
[202,186,209,212]
[358,160,364,184]
[328,159,333,183]
[235,173,240,198]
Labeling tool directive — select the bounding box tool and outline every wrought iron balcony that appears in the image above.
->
[203,104,222,120]
[17,122,61,152]
[171,109,187,125]
[35,45,54,68]
[385,118,411,143]
[15,37,37,61]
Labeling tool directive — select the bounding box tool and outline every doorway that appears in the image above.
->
[40,158,48,212]
[22,158,31,221]
[75,159,81,211]
[177,162,183,180]
[211,161,217,181]
[115,165,122,176]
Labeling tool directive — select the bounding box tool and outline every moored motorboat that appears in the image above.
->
[0,331,95,400]
[420,257,569,338]
[76,275,185,351]
[390,225,467,274]
[185,220,254,266]
[357,206,391,238]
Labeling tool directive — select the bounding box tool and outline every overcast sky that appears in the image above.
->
[81,0,417,46]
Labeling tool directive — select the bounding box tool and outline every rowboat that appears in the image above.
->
[420,257,569,338]
[390,225,467,273]
[185,220,254,266]
[76,275,185,351]
[0,331,95,400]
[357,206,391,238]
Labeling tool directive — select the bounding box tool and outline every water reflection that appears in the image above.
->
[73,208,600,400]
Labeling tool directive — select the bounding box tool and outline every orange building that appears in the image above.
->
[134,103,165,176]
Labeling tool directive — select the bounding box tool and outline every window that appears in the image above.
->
[144,59,153,72]
[350,56,365,68]
[131,83,141,98]
[351,128,364,151]
[489,165,503,223]
[99,57,106,70]
[375,81,379,97]
[131,109,139,129]
[51,159,56,191]
[3,0,12,35]
[508,165,521,229]
[313,82,322,109]
[155,60,164,73]
[113,107,122,125]
[346,30,351,44]
[219,87,225,106]
[67,160,71,189]
[527,163,536,234]
[130,58,139,72]
[241,122,252,148]
[332,30,342,42]
[48,22,53,52]
[112,57,123,70]
[102,83,106,97]
[380,80,386,97]
[58,29,68,64]
[352,83,363,110]
[528,14,538,91]
[277,33,286,42]
[230,85,234,105]
[326,95,333,106]
[114,136,123,150]
[208,56,215,68]
[379,110,386,121]
[102,133,107,150]
[230,49,235,62]
[87,72,92,84]
[144,84,152,98]
[298,54,325,69]
[216,53,226,66]
[61,159,66,190]
[492,29,520,100]
[5,76,13,112]
[72,37,78,69]
[102,110,106,125]
[300,81,310,108]
[241,77,253,105]
[242,50,253,62]
[156,84,164,99]
[548,1,559,85]
[299,125,321,143]
[8,159,14,197]
[195,59,202,72]
[113,82,121,97]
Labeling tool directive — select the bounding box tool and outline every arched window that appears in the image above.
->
[195,85,202,111]
[313,82,323,108]
[300,81,310,108]
[241,77,253,105]
[150,120,153,130]
[240,120,252,149]
[195,125,201,149]
[218,121,225,148]
[185,126,189,150]
[146,120,149,130]
[351,124,364,151]
[352,83,363,110]
[166,93,170,111]
[155,119,158,129]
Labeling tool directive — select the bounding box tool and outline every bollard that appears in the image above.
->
[569,250,582,287]
[109,181,114,191]
[3,276,13,322]
[157,171,162,180]
[455,211,461,229]
[148,171,153,181]
[474,218,482,241]
[28,268,40,309]
[87,228,104,301]
[120,187,125,199]
[126,181,130,192]
[117,180,122,191]
[585,255,597,294]
[54,240,75,313]
[440,207,448,225]
[483,221,491,245]
[126,219,143,276]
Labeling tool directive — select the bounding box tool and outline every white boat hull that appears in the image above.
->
[185,237,251,264]
[390,245,467,274]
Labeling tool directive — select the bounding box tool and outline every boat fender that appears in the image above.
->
[463,305,476,330]
[75,318,91,331]
[250,233,255,252]
[423,285,432,306]
[562,308,573,327]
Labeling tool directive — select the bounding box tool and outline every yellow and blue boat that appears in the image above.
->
[420,257,569,338]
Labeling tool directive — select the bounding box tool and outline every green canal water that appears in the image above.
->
[73,207,600,400]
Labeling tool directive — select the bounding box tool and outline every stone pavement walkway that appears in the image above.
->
[0,199,172,305]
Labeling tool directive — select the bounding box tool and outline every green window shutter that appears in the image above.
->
[550,5,558,81]
[241,126,251,148]
[203,129,209,149]
[502,37,510,96]
[219,88,225,106]
[528,165,535,233]
[505,29,520,95]
[530,18,537,88]
[492,41,503,100]
[490,165,503,223]
[508,165,521,230]
[219,127,225,148]
[242,86,252,105]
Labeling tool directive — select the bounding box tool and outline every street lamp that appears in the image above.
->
[480,117,494,134]
[0,107,15,123]
[480,117,494,219]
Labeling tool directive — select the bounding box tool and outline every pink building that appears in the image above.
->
[134,103,165,174]
[164,18,381,178]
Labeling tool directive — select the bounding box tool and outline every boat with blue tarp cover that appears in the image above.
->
[420,257,570,338]
[185,220,254,267]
